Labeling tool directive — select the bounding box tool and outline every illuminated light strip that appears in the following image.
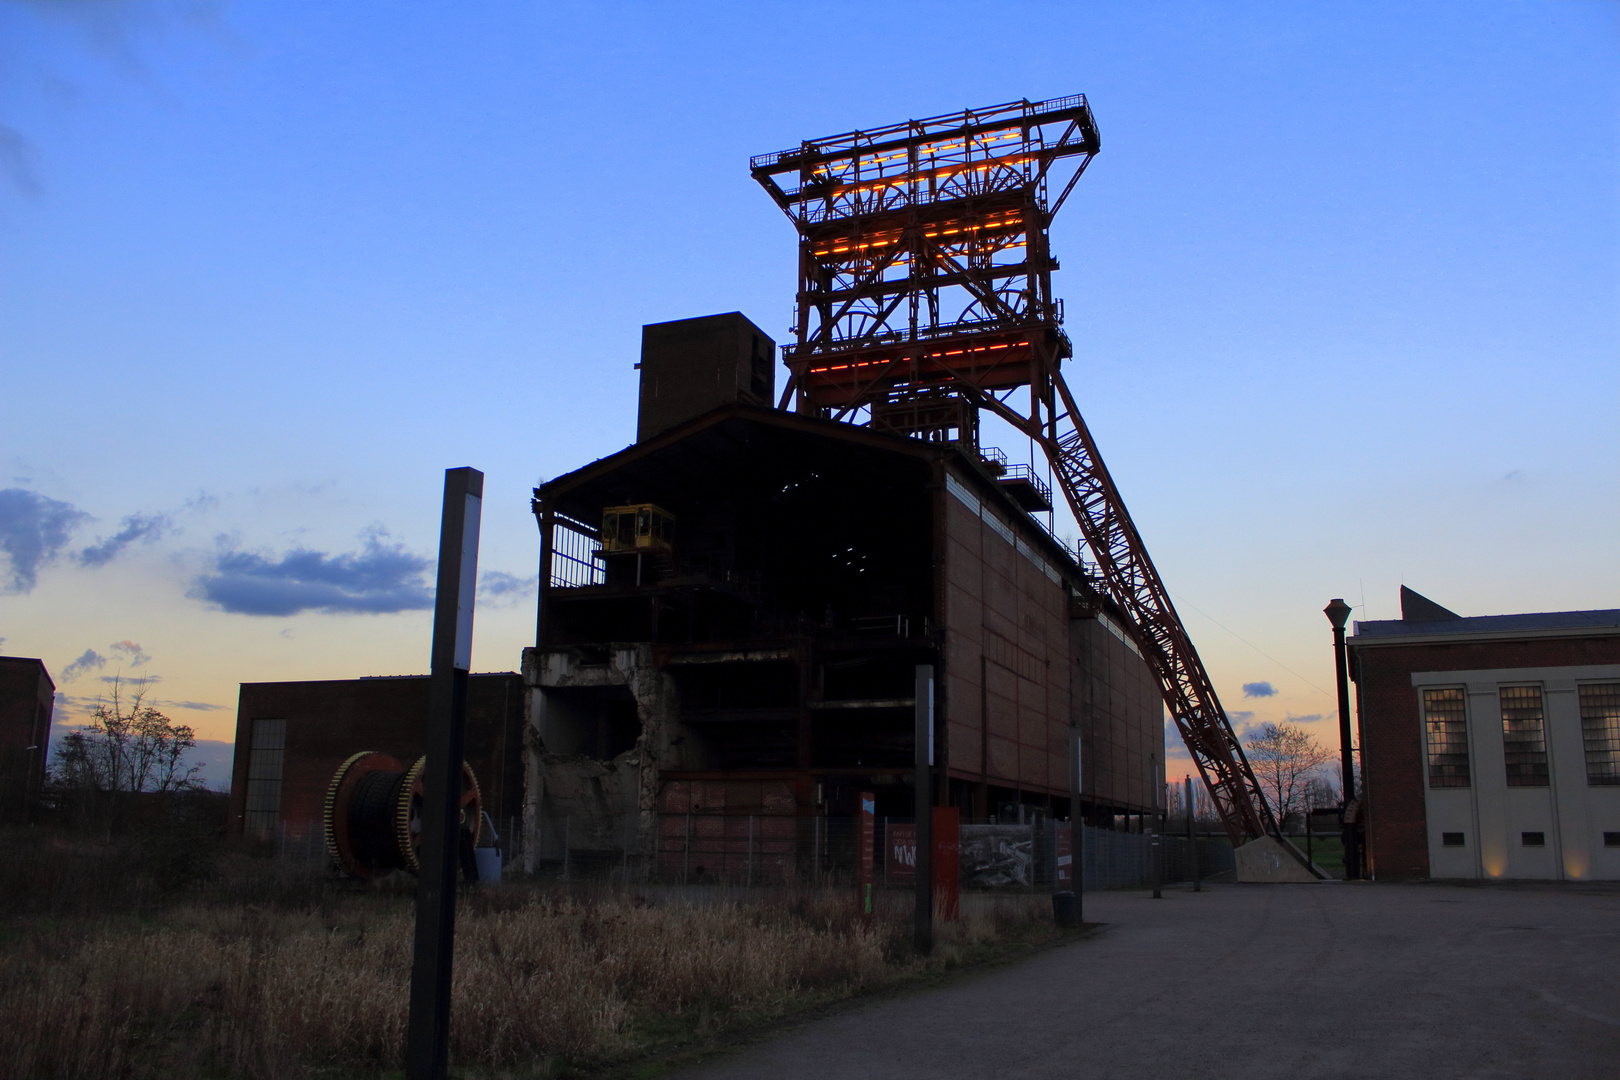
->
[811,218,1024,256]
[805,340,1028,375]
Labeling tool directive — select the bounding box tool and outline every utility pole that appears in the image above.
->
[1324,598,1361,881]
[914,664,934,955]
[406,467,483,1080]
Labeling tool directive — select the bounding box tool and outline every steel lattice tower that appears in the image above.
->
[753,96,1277,845]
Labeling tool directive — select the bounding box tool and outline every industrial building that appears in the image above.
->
[227,673,525,841]
[226,95,1290,874]
[0,656,54,824]
[1349,587,1620,881]
[523,312,1165,878]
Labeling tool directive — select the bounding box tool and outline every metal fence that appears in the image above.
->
[634,812,1233,891]
[275,807,1233,890]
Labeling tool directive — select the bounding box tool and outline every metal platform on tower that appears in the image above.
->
[753,96,1284,848]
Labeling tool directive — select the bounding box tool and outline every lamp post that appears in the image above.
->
[1323,598,1361,880]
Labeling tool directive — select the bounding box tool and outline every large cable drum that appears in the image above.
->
[324,751,483,879]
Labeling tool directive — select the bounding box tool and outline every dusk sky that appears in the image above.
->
[1,1,1615,788]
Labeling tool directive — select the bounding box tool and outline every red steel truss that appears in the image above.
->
[753,97,1277,844]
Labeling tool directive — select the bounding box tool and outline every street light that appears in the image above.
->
[1323,598,1361,880]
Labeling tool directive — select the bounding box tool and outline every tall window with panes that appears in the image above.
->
[1499,686,1549,787]
[1423,687,1470,787]
[1580,683,1620,786]
[243,718,287,837]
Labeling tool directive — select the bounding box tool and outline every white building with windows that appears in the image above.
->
[1348,590,1620,881]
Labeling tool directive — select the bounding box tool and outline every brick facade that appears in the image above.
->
[228,673,525,837]
[1352,633,1620,880]
[0,657,54,823]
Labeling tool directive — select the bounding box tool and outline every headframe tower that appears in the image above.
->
[752,96,1277,845]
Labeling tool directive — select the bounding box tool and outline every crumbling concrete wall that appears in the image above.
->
[520,644,680,873]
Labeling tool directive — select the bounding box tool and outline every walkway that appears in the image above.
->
[672,881,1620,1079]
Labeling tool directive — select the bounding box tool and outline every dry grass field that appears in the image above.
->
[0,829,1064,1079]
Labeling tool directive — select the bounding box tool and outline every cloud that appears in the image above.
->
[1242,681,1277,698]
[0,123,40,199]
[1287,713,1324,725]
[99,673,161,688]
[192,529,433,616]
[78,512,171,566]
[0,488,89,593]
[51,691,103,725]
[4,0,228,202]
[1226,710,1255,724]
[108,639,151,667]
[161,699,226,712]
[479,570,538,606]
[60,649,107,683]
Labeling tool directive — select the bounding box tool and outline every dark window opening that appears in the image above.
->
[1441,832,1465,847]
[1603,832,1620,848]
[1521,831,1546,847]
[812,709,913,769]
[540,686,640,760]
[674,660,798,711]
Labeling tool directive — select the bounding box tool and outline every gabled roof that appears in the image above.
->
[538,403,940,517]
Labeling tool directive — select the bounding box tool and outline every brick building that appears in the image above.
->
[227,673,525,840]
[1349,587,1620,881]
[523,313,1165,878]
[0,656,54,823]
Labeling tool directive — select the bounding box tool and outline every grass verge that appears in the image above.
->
[0,832,1092,1080]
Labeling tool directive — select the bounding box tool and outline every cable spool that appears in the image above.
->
[324,751,483,879]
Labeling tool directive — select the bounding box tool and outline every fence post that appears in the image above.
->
[747,814,755,889]
[684,811,691,885]
[562,815,570,881]
[1186,776,1200,892]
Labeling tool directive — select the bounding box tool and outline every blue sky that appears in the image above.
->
[1,1,1615,788]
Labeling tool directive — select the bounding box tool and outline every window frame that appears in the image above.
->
[1421,685,1472,789]
[243,717,287,838]
[1498,684,1550,788]
[1577,681,1620,786]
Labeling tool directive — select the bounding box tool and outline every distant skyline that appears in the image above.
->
[2,1,1615,788]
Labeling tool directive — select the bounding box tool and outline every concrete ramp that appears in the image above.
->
[1235,836,1327,882]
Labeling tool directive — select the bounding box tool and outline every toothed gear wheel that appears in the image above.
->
[320,751,483,880]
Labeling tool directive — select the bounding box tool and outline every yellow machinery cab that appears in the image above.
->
[599,504,676,553]
[596,504,675,587]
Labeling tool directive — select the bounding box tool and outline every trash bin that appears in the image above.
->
[474,847,502,884]
[1052,890,1079,927]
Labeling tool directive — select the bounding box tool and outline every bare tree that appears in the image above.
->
[51,677,202,795]
[1244,720,1336,831]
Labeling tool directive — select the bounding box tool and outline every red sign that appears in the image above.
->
[857,792,875,918]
